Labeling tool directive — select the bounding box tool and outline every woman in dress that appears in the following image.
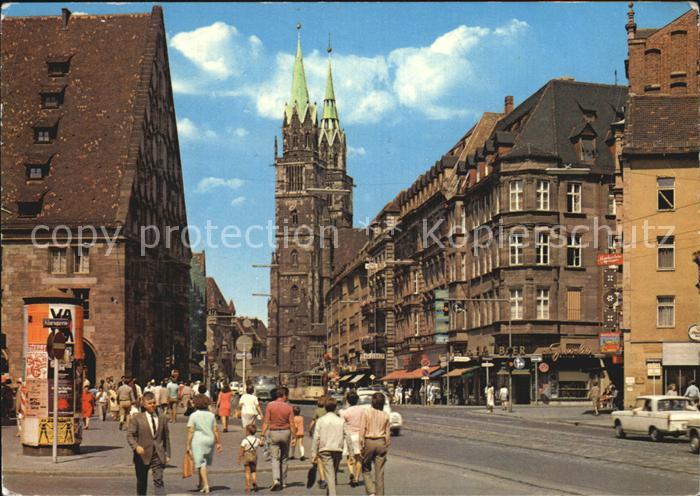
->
[485,382,495,413]
[81,385,94,429]
[187,394,223,493]
[216,385,233,432]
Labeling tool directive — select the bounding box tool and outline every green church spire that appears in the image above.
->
[321,39,339,126]
[285,24,310,122]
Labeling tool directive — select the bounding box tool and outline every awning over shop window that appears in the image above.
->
[430,369,445,378]
[339,374,353,382]
[349,374,365,384]
[380,370,407,381]
[404,366,440,380]
[445,365,480,378]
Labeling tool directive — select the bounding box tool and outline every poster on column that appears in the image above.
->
[48,362,76,416]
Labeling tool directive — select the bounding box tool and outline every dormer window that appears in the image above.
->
[16,187,47,218]
[579,136,596,161]
[32,117,59,144]
[26,165,47,180]
[40,84,66,108]
[46,55,72,77]
[25,153,53,181]
[17,200,43,217]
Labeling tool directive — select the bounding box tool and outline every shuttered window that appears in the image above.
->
[567,289,582,320]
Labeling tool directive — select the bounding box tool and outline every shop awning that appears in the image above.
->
[405,366,441,379]
[349,374,365,384]
[339,374,353,382]
[430,368,445,378]
[380,369,408,381]
[445,365,480,378]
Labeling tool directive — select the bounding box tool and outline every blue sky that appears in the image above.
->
[3,2,690,322]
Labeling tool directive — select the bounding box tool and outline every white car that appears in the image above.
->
[356,390,403,436]
[612,395,700,442]
[688,420,700,454]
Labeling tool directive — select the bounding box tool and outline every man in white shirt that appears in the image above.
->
[312,398,353,496]
[238,385,263,429]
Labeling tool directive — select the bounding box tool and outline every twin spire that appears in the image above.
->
[285,24,339,132]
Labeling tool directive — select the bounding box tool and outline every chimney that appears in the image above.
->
[61,8,71,29]
[504,95,514,114]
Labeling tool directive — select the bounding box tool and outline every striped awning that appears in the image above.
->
[349,374,365,384]
[380,369,408,381]
[339,374,353,382]
[445,365,480,378]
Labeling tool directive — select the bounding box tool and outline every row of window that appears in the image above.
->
[508,180,584,213]
[50,247,90,274]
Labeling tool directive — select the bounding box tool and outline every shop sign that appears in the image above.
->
[530,355,543,363]
[452,356,471,363]
[548,343,594,362]
[481,362,494,368]
[360,353,385,361]
[646,360,661,378]
[599,332,622,354]
[625,376,635,385]
[689,324,700,343]
[538,362,549,373]
[596,253,623,266]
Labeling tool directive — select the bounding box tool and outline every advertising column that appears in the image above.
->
[22,290,84,456]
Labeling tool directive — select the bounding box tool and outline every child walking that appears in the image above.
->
[238,423,261,492]
[290,406,306,461]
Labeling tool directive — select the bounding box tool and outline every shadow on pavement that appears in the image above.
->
[79,445,123,454]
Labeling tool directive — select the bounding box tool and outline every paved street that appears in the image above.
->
[3,404,698,495]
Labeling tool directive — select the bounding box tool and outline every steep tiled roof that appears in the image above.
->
[624,95,700,154]
[1,9,160,226]
[334,228,370,275]
[495,79,627,172]
[206,277,231,315]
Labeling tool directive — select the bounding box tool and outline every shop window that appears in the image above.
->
[657,236,675,270]
[657,296,675,328]
[567,289,582,320]
[657,177,675,211]
[50,247,67,274]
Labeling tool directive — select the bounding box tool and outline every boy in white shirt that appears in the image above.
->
[238,423,261,492]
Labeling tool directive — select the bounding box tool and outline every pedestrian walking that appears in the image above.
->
[589,381,601,416]
[237,423,261,493]
[308,396,328,489]
[118,379,136,430]
[359,392,390,496]
[166,378,179,422]
[290,406,306,460]
[260,386,297,491]
[127,391,171,496]
[216,384,233,432]
[82,385,94,430]
[666,383,678,396]
[109,387,120,420]
[238,385,263,430]
[157,380,169,415]
[685,380,700,405]
[498,385,509,411]
[96,386,108,421]
[186,394,223,494]
[485,383,495,413]
[340,391,364,487]
[395,385,403,405]
[181,382,193,413]
[311,397,353,496]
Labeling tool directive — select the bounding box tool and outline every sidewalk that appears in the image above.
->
[395,403,613,429]
[1,415,313,476]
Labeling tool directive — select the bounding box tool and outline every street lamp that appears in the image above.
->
[450,297,513,413]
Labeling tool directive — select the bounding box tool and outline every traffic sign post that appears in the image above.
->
[47,331,66,463]
[236,335,254,387]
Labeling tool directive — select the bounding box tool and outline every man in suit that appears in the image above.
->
[127,391,171,495]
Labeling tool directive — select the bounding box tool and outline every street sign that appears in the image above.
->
[421,367,430,377]
[360,352,385,361]
[369,374,376,381]
[596,253,623,266]
[420,357,430,367]
[452,356,471,363]
[513,356,526,370]
[538,362,550,373]
[440,360,448,368]
[235,335,254,352]
[43,318,71,328]
[646,360,661,378]
[47,331,66,360]
[236,352,253,360]
[530,355,543,363]
[481,362,494,368]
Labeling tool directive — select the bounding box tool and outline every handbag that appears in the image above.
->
[182,451,194,479]
[306,463,318,488]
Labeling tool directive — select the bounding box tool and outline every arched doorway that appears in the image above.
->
[83,340,97,386]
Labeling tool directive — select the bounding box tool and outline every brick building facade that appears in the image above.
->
[620,6,700,406]
[1,7,191,384]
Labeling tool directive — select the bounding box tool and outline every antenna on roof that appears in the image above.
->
[614,69,618,86]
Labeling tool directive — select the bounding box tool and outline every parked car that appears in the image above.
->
[356,390,403,436]
[252,375,278,401]
[612,395,700,442]
[687,420,700,454]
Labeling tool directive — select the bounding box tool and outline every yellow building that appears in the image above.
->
[620,7,700,406]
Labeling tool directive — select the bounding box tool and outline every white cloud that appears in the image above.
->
[171,19,528,123]
[195,177,245,194]
[1,3,13,10]
[170,22,241,78]
[72,12,89,16]
[231,127,249,138]
[177,118,217,141]
[230,196,246,207]
[348,146,366,157]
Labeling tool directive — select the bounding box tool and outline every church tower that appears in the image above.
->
[269,27,353,380]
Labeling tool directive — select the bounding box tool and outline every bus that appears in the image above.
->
[288,370,326,403]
